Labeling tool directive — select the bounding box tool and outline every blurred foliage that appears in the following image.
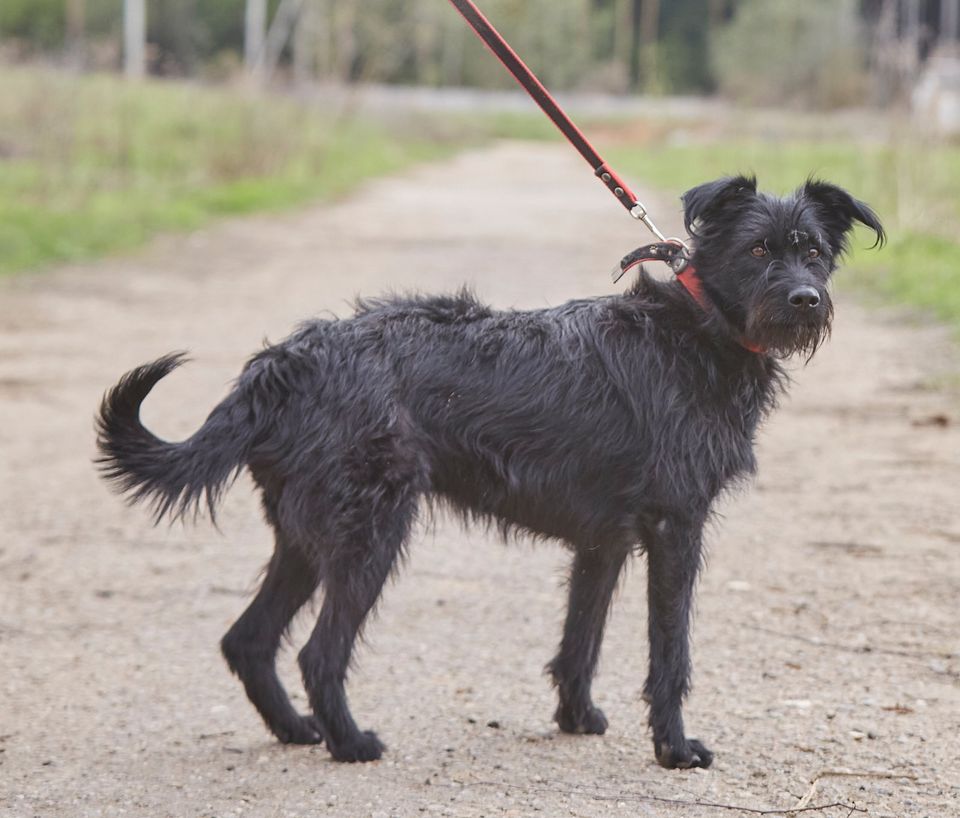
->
[712,0,869,108]
[0,1,901,105]
[0,0,120,49]
[1,0,725,94]
[0,0,269,73]
[658,0,714,94]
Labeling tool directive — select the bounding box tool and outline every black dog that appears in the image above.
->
[96,176,883,768]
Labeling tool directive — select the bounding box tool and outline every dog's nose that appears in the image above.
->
[788,286,820,309]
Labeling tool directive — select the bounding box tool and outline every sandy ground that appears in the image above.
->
[1,143,958,818]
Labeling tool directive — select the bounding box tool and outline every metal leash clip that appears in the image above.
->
[629,200,667,243]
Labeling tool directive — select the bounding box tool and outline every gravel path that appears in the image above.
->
[1,142,958,817]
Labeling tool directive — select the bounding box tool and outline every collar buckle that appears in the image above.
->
[613,238,690,283]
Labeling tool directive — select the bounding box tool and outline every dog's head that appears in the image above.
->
[681,176,884,358]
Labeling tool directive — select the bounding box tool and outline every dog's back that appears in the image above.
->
[98,281,776,551]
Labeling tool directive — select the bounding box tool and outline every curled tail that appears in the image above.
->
[95,352,255,523]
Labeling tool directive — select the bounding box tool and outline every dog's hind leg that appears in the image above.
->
[548,543,631,735]
[221,541,323,745]
[644,514,713,769]
[297,494,417,763]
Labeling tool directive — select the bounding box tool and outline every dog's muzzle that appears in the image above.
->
[746,285,833,359]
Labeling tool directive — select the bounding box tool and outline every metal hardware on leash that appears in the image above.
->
[612,239,690,283]
[668,241,691,273]
[630,201,667,243]
[448,0,676,249]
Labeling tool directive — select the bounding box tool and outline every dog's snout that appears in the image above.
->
[788,286,820,309]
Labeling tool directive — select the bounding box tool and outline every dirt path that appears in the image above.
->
[1,143,958,818]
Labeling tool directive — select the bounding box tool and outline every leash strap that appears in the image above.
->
[447,0,666,240]
[450,1,760,353]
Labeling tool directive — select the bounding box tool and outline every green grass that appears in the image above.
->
[0,68,470,274]
[606,138,960,331]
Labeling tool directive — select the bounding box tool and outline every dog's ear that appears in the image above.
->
[682,175,757,236]
[801,179,885,255]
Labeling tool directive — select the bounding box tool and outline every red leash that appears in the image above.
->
[448,0,762,354]
[447,0,669,243]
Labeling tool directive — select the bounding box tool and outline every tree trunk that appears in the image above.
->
[262,0,304,83]
[123,0,146,78]
[66,0,85,70]
[629,0,641,88]
[640,0,660,52]
[942,0,959,46]
[245,0,267,78]
[629,0,659,90]
[441,3,465,86]
[294,0,318,86]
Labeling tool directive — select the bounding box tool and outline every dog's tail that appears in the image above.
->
[95,352,256,524]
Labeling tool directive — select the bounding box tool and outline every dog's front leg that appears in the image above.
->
[644,515,713,769]
[549,544,631,735]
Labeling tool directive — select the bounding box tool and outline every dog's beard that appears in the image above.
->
[745,296,833,360]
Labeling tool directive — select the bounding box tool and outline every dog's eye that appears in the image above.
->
[808,247,821,259]
[750,245,767,258]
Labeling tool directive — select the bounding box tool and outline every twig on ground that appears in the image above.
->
[792,769,920,813]
[444,777,866,815]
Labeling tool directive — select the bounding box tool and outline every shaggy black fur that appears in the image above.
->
[96,176,883,768]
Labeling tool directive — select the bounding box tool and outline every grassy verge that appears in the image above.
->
[0,68,516,274]
[606,137,960,332]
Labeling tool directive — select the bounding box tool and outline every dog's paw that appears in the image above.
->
[555,703,608,735]
[655,738,713,770]
[328,730,385,763]
[276,715,325,745]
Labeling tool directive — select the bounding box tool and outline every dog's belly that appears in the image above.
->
[414,407,646,547]
[428,464,634,547]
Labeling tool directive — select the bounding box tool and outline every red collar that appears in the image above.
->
[675,265,765,355]
[615,242,765,355]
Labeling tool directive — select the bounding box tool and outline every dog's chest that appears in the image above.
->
[628,363,772,503]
